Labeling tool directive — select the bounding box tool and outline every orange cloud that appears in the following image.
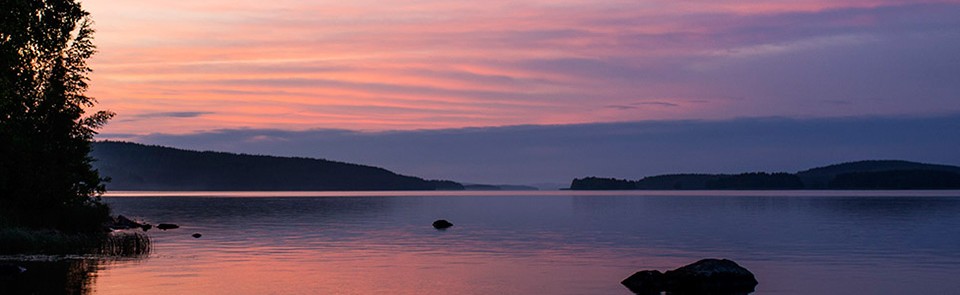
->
[82,0,960,135]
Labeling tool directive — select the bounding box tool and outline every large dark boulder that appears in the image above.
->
[622,259,758,295]
[664,259,758,293]
[620,270,664,294]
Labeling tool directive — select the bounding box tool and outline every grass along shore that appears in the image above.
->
[0,226,151,257]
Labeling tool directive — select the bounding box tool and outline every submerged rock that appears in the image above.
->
[157,223,180,230]
[192,233,202,238]
[432,219,453,229]
[622,259,758,295]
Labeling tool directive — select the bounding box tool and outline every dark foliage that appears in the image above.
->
[570,160,960,190]
[91,141,462,191]
[428,180,466,190]
[635,174,721,190]
[706,172,804,190]
[570,177,637,190]
[571,173,803,190]
[0,0,113,232]
[462,184,538,190]
[797,160,960,188]
[463,184,502,190]
[829,170,960,189]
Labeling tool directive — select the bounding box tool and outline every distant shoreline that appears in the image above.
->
[570,160,960,191]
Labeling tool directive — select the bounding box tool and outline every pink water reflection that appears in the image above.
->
[88,193,960,294]
[94,239,687,294]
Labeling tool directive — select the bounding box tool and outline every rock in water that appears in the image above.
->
[620,270,664,294]
[192,233,202,238]
[664,259,758,293]
[112,215,145,230]
[622,259,758,295]
[432,219,453,229]
[157,223,180,230]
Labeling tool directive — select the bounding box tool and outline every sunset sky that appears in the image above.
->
[81,0,960,184]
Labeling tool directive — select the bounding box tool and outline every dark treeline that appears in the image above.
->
[569,177,638,190]
[829,170,960,189]
[571,173,804,190]
[91,141,465,191]
[1,0,114,232]
[570,160,960,190]
[706,172,804,190]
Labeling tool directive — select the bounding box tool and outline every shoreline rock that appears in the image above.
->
[157,224,179,230]
[109,215,152,231]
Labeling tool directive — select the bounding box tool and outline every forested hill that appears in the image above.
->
[90,141,463,191]
[570,160,960,190]
[796,160,960,189]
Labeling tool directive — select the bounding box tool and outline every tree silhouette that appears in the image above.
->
[1,0,113,231]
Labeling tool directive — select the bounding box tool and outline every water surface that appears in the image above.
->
[14,191,960,294]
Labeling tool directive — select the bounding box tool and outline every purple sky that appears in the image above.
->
[83,0,960,184]
[85,0,960,133]
[106,115,960,186]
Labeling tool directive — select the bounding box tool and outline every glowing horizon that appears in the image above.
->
[83,0,960,135]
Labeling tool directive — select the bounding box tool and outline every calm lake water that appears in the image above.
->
[6,191,960,294]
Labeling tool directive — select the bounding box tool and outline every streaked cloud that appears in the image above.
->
[709,34,880,59]
[606,101,681,110]
[81,0,960,134]
[131,111,214,119]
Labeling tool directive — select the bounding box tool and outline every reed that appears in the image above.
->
[0,227,151,257]
[98,231,152,257]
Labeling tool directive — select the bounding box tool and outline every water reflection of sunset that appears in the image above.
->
[86,193,960,294]
[95,246,680,294]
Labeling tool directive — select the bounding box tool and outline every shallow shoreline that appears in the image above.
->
[0,227,150,256]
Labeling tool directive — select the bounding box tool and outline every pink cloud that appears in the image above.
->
[82,0,960,134]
